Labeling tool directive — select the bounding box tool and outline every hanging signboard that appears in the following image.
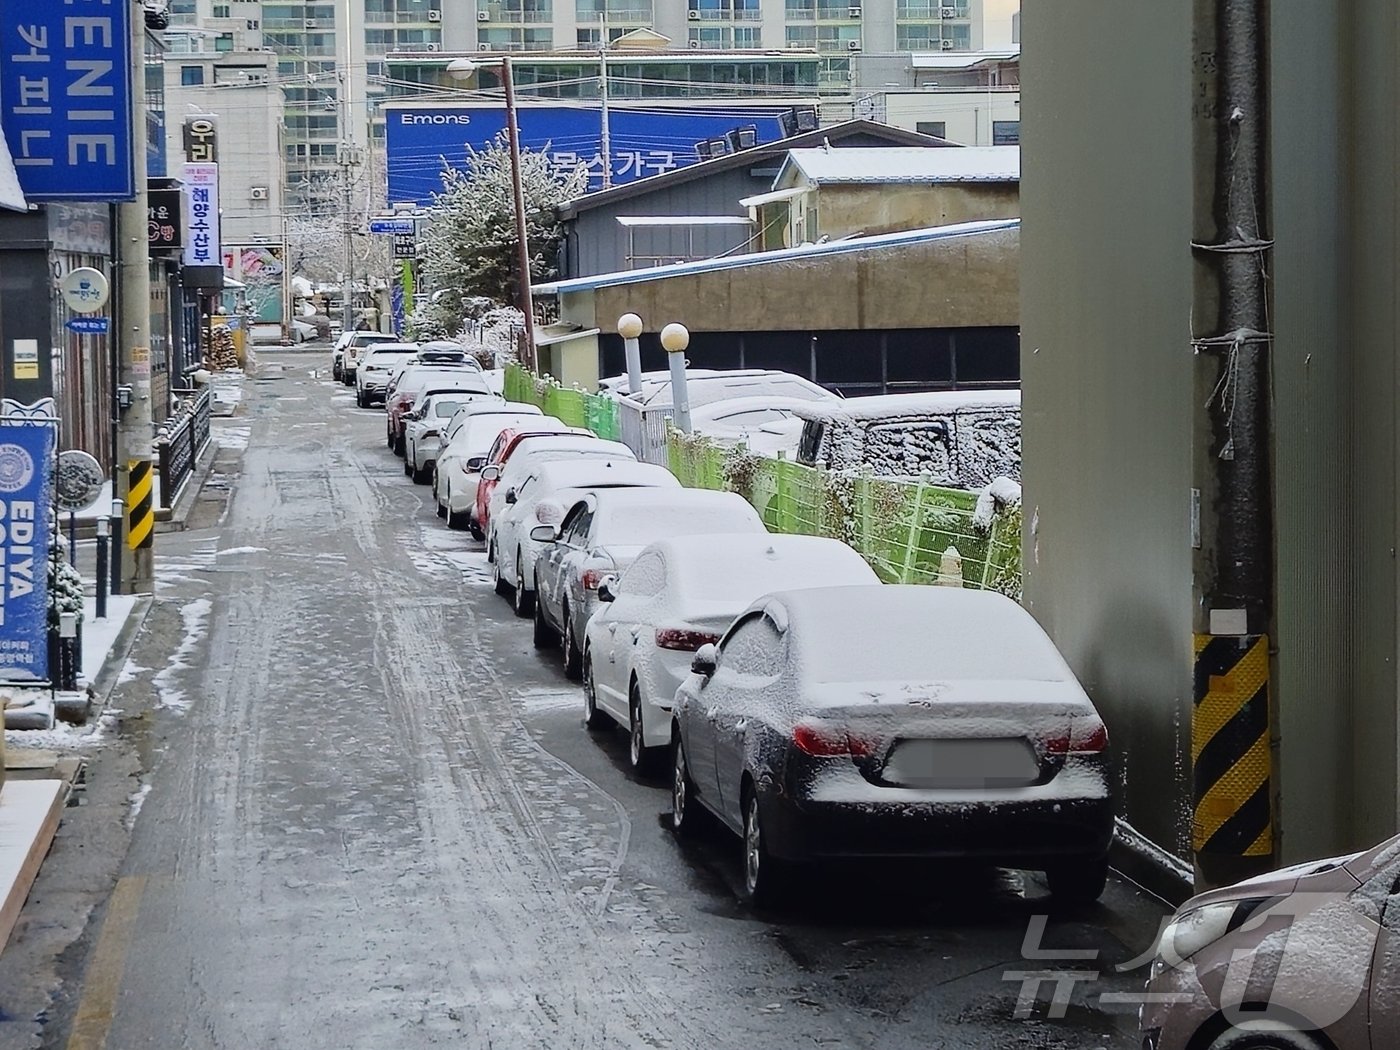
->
[392,232,415,259]
[148,187,183,249]
[0,420,55,682]
[0,1,135,201]
[182,115,218,164]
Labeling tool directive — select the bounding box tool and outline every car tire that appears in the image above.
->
[333,365,342,382]
[447,508,468,531]
[512,554,534,618]
[469,519,484,542]
[532,588,557,650]
[386,425,395,450]
[670,731,705,838]
[412,462,430,485]
[583,649,612,731]
[492,544,511,597]
[394,433,406,457]
[628,682,662,777]
[562,611,583,681]
[1045,855,1110,906]
[1204,1023,1327,1050]
[402,456,413,477]
[741,785,788,908]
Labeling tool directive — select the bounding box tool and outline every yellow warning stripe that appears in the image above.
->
[127,460,154,551]
[1191,636,1269,761]
[1193,731,1270,848]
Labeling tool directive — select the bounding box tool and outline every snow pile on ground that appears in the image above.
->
[124,783,152,829]
[972,476,1023,532]
[215,423,251,451]
[153,598,211,710]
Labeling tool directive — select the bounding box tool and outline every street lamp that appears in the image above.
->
[660,322,692,434]
[448,56,537,371]
[617,312,643,397]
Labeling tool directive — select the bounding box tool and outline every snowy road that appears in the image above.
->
[29,353,1170,1049]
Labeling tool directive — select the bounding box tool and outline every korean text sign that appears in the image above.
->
[0,0,135,201]
[182,162,221,268]
[0,422,54,682]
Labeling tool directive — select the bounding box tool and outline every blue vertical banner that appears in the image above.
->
[0,421,55,682]
[0,0,136,201]
[390,275,406,337]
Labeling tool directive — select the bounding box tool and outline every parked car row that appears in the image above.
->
[343,365,1111,909]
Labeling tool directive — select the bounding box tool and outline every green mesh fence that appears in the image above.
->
[508,364,1022,596]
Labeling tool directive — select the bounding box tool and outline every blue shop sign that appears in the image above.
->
[66,316,109,334]
[0,1,135,201]
[0,421,55,682]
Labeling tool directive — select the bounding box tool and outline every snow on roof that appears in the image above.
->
[535,219,1019,296]
[779,146,1020,187]
[909,48,1020,70]
[582,486,754,513]
[658,533,878,601]
[615,215,753,227]
[532,459,678,489]
[791,389,1021,422]
[0,126,26,212]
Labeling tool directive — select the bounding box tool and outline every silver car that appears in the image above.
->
[530,487,766,679]
[355,343,418,407]
[403,393,476,483]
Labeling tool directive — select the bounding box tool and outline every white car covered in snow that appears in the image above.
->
[791,390,1021,488]
[491,458,679,618]
[402,392,478,483]
[355,343,418,407]
[583,533,880,774]
[688,396,816,448]
[626,369,839,411]
[434,404,549,534]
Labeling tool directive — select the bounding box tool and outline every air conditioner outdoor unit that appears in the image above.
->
[940,6,958,16]
[304,19,318,28]
[848,6,861,17]
[425,41,440,50]
[477,9,490,20]
[939,38,956,49]
[250,186,268,200]
[427,9,441,20]
[687,9,701,19]
[478,41,491,50]
[847,38,861,50]
[688,38,701,48]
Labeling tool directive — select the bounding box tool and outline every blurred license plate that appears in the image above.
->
[883,738,1039,788]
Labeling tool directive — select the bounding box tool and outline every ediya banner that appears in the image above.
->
[385,103,790,207]
[182,162,221,268]
[0,0,135,201]
[0,421,54,682]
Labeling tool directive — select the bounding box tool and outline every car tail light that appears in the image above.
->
[1043,714,1109,756]
[654,628,720,652]
[792,719,877,758]
[581,569,604,590]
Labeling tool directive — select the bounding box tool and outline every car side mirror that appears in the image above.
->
[504,488,517,505]
[465,456,486,472]
[691,643,718,678]
[597,575,618,603]
[530,524,557,543]
[480,465,500,481]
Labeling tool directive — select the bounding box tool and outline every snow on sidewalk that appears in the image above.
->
[81,592,140,689]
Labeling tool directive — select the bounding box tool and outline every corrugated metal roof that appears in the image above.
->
[0,127,27,212]
[780,146,1019,186]
[534,218,1019,295]
[909,48,1020,69]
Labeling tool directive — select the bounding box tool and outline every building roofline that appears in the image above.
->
[555,119,956,219]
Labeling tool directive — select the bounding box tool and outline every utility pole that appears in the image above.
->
[501,56,537,369]
[599,6,612,189]
[117,0,155,592]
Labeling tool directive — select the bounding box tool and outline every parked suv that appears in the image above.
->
[355,343,418,407]
[791,390,1021,488]
[335,331,398,384]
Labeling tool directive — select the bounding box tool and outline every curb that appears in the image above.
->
[1110,819,1194,907]
[154,440,220,534]
[59,595,154,725]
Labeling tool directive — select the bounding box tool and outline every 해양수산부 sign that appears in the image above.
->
[0,421,53,682]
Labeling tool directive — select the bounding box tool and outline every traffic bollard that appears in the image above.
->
[95,515,109,620]
[110,498,123,596]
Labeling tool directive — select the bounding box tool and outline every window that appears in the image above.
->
[576,0,653,21]
[478,27,555,49]
[620,552,665,597]
[211,3,230,15]
[916,120,947,138]
[718,615,784,676]
[895,23,939,49]
[992,120,1020,145]
[559,503,594,546]
[180,65,205,85]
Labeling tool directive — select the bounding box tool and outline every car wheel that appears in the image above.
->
[447,508,467,531]
[583,649,612,731]
[628,681,662,776]
[469,519,484,541]
[561,610,583,680]
[433,477,446,517]
[741,785,787,907]
[492,544,511,597]
[671,731,705,838]
[394,432,406,457]
[386,425,395,450]
[412,462,430,485]
[1045,855,1109,906]
[512,554,534,618]
[333,365,342,381]
[532,586,557,650]
[402,456,413,477]
[1204,1023,1327,1050]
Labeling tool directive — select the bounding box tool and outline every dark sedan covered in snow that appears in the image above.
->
[670,585,1114,906]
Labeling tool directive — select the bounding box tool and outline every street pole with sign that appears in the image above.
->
[118,3,155,593]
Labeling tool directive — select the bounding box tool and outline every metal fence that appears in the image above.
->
[502,364,1023,595]
[157,387,213,511]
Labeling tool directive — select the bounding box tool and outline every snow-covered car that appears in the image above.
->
[402,392,478,483]
[1140,835,1400,1050]
[434,406,549,534]
[476,429,627,541]
[688,396,816,447]
[490,458,675,618]
[583,533,879,775]
[670,585,1114,906]
[627,369,840,411]
[531,488,766,680]
[337,331,398,383]
[386,368,496,455]
[598,369,725,397]
[791,390,1021,488]
[252,319,318,345]
[355,343,418,407]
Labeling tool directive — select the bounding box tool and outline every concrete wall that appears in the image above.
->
[1021,1,1196,855]
[883,91,1022,146]
[580,226,1018,337]
[811,182,1019,240]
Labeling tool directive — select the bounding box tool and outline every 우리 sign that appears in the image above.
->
[0,0,136,201]
[0,420,54,682]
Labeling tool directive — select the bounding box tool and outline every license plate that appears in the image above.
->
[882,738,1039,788]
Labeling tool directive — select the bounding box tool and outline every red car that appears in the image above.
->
[387,370,493,455]
[474,428,599,539]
